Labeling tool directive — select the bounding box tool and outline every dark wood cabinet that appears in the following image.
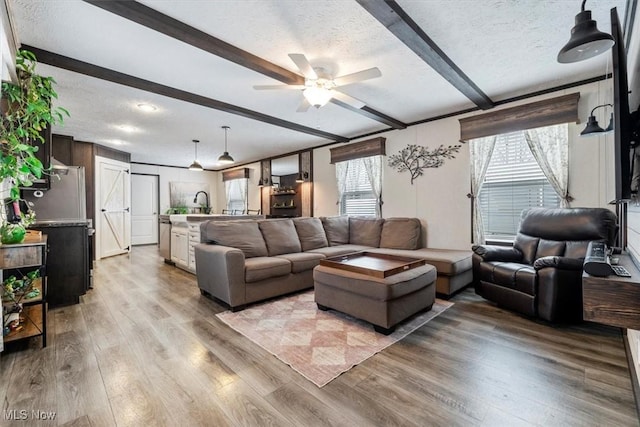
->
[582,254,640,329]
[30,222,89,307]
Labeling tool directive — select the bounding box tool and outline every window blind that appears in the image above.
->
[479,131,560,240]
[341,159,377,217]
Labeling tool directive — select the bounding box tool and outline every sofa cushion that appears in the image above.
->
[276,252,325,273]
[259,219,302,256]
[379,218,421,250]
[535,239,566,260]
[564,240,593,259]
[244,257,291,283]
[349,217,384,247]
[321,216,350,246]
[514,234,539,265]
[293,217,328,251]
[200,220,267,258]
[306,245,372,258]
[479,261,536,295]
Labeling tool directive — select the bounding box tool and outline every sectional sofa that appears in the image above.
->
[194,216,472,311]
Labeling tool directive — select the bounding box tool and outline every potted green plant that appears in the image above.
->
[0,49,69,243]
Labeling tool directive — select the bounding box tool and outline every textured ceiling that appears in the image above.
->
[6,0,632,169]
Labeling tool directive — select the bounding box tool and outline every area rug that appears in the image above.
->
[216,291,453,387]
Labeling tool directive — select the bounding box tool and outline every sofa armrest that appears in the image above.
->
[472,245,523,262]
[194,243,247,308]
[533,256,584,271]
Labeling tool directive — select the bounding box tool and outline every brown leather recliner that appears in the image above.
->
[472,208,617,322]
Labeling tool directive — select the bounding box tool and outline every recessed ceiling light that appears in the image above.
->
[107,139,126,145]
[136,103,157,112]
[117,124,137,133]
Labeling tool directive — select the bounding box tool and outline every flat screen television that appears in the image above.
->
[611,7,635,202]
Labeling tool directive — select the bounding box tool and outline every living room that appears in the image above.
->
[2,0,640,425]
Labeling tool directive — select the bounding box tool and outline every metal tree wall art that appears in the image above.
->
[388,143,462,184]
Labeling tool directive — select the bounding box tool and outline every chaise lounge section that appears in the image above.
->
[194,216,472,311]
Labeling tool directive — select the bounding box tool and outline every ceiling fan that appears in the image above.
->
[253,53,382,112]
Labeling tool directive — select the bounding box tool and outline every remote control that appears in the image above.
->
[612,265,632,277]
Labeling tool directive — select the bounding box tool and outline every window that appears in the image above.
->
[338,156,382,217]
[479,131,560,240]
[225,178,247,213]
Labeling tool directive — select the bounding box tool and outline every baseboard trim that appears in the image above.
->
[623,331,640,421]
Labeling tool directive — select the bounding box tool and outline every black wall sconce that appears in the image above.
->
[581,104,614,136]
[295,171,309,183]
[258,177,270,187]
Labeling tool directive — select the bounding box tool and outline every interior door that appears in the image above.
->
[96,157,131,259]
[131,174,158,245]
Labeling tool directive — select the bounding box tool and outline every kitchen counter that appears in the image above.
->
[169,214,264,223]
[32,219,91,227]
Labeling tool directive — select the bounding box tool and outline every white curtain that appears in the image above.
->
[224,178,248,212]
[361,155,383,217]
[224,180,232,211]
[238,178,248,212]
[524,123,571,207]
[335,161,349,214]
[469,135,497,244]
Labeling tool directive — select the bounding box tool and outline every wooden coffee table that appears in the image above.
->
[319,251,426,278]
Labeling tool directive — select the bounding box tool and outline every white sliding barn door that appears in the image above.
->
[96,156,131,259]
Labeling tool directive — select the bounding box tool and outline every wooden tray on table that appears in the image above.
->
[319,252,426,278]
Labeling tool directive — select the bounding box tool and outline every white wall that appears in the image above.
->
[621,12,640,395]
[131,163,219,214]
[213,161,262,213]
[314,81,613,250]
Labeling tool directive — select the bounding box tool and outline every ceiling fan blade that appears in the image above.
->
[253,84,305,90]
[296,98,312,112]
[332,90,366,109]
[288,53,318,80]
[333,67,382,87]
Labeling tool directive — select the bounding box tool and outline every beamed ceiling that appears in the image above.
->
[6,0,636,169]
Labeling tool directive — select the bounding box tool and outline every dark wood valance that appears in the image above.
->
[330,137,386,164]
[458,93,580,141]
[222,168,249,181]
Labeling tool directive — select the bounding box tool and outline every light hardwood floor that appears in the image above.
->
[1,245,638,426]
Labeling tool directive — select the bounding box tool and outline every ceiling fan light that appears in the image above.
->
[557,7,614,63]
[303,87,333,107]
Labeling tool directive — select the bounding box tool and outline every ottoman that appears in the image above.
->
[313,263,437,334]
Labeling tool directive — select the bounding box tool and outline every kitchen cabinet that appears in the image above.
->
[30,220,90,307]
[188,222,201,272]
[171,226,188,267]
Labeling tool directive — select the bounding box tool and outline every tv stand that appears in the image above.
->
[583,252,640,328]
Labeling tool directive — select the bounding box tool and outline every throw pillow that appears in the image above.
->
[258,219,302,256]
[349,217,384,247]
[293,217,328,251]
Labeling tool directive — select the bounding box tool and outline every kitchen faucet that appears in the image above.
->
[193,191,210,213]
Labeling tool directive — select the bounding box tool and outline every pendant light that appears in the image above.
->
[188,139,203,171]
[557,0,615,63]
[218,125,234,165]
